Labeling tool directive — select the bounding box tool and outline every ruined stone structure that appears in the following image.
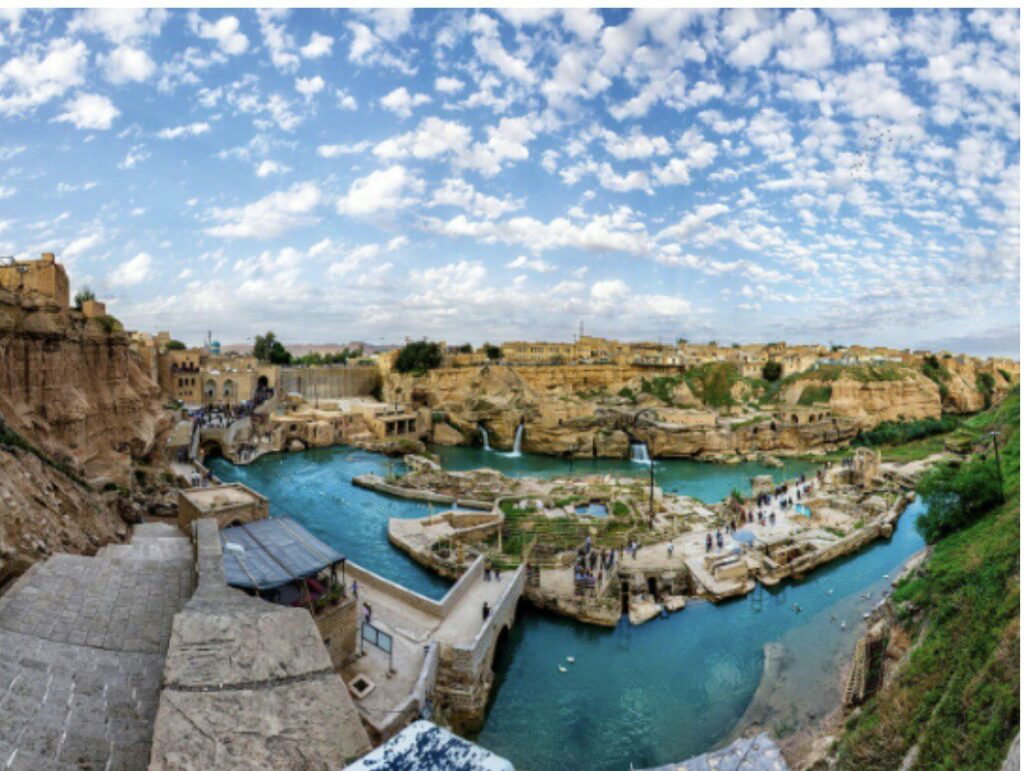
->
[0,252,69,308]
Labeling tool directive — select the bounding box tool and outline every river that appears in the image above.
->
[209,446,926,770]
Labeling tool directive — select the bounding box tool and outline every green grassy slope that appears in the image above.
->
[835,388,1020,770]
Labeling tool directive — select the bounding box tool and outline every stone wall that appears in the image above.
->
[279,364,380,400]
[149,519,373,768]
[315,593,359,668]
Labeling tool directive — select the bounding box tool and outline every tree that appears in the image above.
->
[915,455,1004,543]
[253,331,292,365]
[165,339,186,351]
[761,360,783,382]
[73,287,95,310]
[394,340,443,373]
[458,343,473,353]
[484,343,502,360]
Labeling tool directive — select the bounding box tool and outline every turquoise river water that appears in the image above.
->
[210,446,926,770]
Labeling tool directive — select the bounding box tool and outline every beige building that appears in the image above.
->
[177,483,269,531]
[0,252,70,307]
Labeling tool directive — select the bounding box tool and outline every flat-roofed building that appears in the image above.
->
[177,483,269,531]
[0,252,70,307]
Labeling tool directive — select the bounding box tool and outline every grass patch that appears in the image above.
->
[835,387,1019,771]
[798,384,832,405]
[683,362,741,408]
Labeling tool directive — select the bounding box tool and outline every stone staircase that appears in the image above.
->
[0,522,193,770]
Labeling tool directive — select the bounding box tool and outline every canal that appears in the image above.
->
[210,446,925,770]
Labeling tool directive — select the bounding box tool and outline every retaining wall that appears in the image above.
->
[279,365,380,400]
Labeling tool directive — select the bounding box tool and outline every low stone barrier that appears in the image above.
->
[352,474,491,509]
[346,554,486,620]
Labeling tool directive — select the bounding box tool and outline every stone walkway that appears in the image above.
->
[0,523,192,770]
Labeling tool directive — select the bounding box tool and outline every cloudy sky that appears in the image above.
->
[0,8,1019,354]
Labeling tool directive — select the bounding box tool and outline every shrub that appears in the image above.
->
[915,455,1004,543]
[97,314,123,334]
[73,286,95,310]
[395,340,443,373]
[853,415,960,447]
[165,339,187,350]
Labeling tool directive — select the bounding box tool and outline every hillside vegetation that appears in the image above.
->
[835,387,1020,770]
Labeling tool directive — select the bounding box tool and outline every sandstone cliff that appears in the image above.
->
[0,287,169,484]
[0,287,172,581]
[825,370,942,430]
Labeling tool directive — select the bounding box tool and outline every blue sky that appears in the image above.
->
[0,8,1019,355]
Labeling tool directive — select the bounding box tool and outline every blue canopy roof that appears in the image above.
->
[733,529,756,545]
[220,517,344,591]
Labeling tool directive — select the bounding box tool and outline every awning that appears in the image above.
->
[220,517,344,591]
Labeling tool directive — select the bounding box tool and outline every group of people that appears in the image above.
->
[573,538,618,596]
[483,563,501,582]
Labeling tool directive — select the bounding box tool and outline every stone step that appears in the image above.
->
[132,522,185,540]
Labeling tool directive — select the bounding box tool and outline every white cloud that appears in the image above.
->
[429,178,522,219]
[69,9,167,44]
[336,165,422,217]
[53,92,119,130]
[119,144,149,169]
[295,75,324,100]
[318,141,371,158]
[255,160,290,177]
[507,255,555,273]
[110,251,153,286]
[206,182,322,238]
[0,38,87,116]
[435,76,465,94]
[335,88,358,111]
[301,32,333,59]
[101,46,156,84]
[190,13,249,55]
[157,121,209,139]
[380,86,431,118]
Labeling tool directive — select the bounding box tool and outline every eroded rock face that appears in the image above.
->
[0,288,170,577]
[827,370,941,429]
[0,290,170,486]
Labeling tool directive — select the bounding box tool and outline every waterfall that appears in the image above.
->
[631,442,652,464]
[506,424,524,457]
[479,425,491,451]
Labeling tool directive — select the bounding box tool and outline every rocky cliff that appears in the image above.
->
[0,288,169,484]
[0,287,172,582]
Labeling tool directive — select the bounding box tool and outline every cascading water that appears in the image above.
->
[479,425,491,451]
[506,424,524,457]
[631,442,652,464]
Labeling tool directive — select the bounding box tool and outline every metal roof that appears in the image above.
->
[220,517,344,591]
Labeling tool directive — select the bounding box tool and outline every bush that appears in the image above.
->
[853,415,960,447]
[97,314,123,334]
[976,372,995,410]
[761,360,783,382]
[73,286,95,310]
[915,455,1004,543]
[798,384,832,405]
[165,339,186,350]
[483,343,502,360]
[395,340,443,373]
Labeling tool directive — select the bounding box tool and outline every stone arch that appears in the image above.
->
[200,438,225,459]
[223,379,236,400]
[257,375,269,390]
[808,414,816,423]
[204,379,216,399]
[791,414,799,424]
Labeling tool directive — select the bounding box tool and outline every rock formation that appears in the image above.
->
[0,286,171,581]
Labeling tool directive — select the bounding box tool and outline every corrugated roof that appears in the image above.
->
[220,517,344,590]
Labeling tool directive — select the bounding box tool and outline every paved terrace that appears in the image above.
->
[0,522,191,770]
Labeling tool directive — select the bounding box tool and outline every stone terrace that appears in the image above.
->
[0,522,192,770]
